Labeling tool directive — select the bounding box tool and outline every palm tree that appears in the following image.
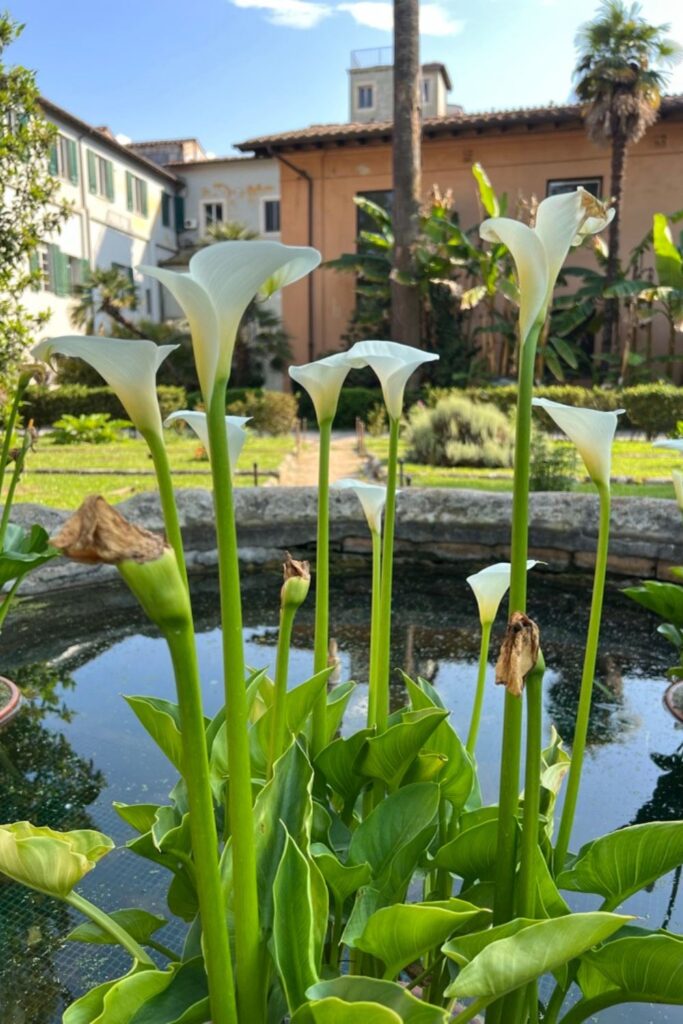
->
[70,266,146,338]
[574,0,681,356]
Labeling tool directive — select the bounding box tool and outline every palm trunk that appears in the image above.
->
[603,130,628,357]
[390,0,421,346]
[101,302,148,340]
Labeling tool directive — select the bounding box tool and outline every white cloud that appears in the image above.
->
[115,132,132,145]
[338,2,393,32]
[232,0,332,29]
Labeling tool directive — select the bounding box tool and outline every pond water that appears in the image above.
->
[0,567,681,1023]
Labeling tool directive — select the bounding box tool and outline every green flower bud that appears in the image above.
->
[281,552,310,611]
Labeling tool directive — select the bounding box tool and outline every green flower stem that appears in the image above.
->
[66,890,157,967]
[0,375,27,503]
[165,620,238,1024]
[0,433,30,545]
[466,620,493,755]
[450,995,489,1023]
[375,415,401,734]
[207,381,262,1024]
[492,324,541,931]
[143,429,189,590]
[268,601,296,777]
[0,578,22,629]
[311,416,332,757]
[367,527,382,729]
[554,482,611,875]
[517,651,546,914]
[330,895,344,970]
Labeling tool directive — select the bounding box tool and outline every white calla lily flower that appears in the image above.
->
[141,241,320,402]
[532,398,623,487]
[467,560,538,625]
[164,410,250,469]
[481,189,613,344]
[344,340,439,420]
[32,336,176,436]
[332,478,388,535]
[289,352,351,424]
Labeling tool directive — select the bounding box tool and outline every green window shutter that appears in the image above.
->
[161,192,170,227]
[80,259,90,288]
[126,171,134,212]
[87,150,97,193]
[105,160,114,201]
[67,139,78,185]
[48,142,59,176]
[174,195,185,231]
[48,244,69,296]
[140,180,148,217]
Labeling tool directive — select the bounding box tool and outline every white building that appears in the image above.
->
[348,48,456,124]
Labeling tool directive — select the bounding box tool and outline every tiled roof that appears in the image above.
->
[237,94,683,154]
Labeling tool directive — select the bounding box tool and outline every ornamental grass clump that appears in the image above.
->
[0,213,681,1024]
[406,394,513,468]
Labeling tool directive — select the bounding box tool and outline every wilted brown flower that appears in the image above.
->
[495,611,540,697]
[52,495,165,565]
[281,551,311,610]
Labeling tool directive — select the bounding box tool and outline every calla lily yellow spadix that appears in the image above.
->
[289,352,351,424]
[164,410,250,470]
[532,398,623,487]
[332,478,388,535]
[31,336,176,436]
[467,560,539,626]
[141,241,320,402]
[344,340,439,420]
[480,188,614,343]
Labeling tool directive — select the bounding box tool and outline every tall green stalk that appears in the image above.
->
[207,382,263,1024]
[466,620,492,756]
[492,325,541,928]
[553,483,611,874]
[367,527,382,729]
[66,891,158,967]
[0,374,28,504]
[311,416,332,757]
[268,602,296,776]
[375,416,400,734]
[143,429,189,589]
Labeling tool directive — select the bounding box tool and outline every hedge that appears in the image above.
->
[23,385,187,428]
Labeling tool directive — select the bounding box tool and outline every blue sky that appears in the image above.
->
[9,0,683,155]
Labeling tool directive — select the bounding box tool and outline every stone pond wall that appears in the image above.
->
[12,487,683,596]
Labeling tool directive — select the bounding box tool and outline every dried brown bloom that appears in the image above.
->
[283,551,310,583]
[495,611,540,697]
[281,551,311,610]
[52,495,165,565]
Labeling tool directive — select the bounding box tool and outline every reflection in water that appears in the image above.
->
[0,569,681,1023]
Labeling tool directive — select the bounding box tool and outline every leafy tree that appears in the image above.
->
[574,0,681,354]
[0,13,69,378]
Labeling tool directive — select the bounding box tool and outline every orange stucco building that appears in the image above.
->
[238,95,683,367]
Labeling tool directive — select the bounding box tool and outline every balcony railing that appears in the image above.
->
[350,47,393,68]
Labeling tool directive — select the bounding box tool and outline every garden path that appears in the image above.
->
[275,432,364,486]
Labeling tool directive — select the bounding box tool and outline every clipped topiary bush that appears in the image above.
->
[406,394,513,467]
[226,389,298,435]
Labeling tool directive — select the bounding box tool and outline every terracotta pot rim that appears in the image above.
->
[664,680,683,724]
[0,675,21,728]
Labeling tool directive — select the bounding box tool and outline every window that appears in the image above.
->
[126,172,149,216]
[262,198,280,234]
[30,247,52,292]
[87,150,115,200]
[203,201,224,231]
[356,189,393,236]
[112,262,135,288]
[67,255,87,294]
[161,191,173,228]
[357,84,374,110]
[421,78,430,104]
[546,177,602,199]
[49,133,78,185]
[31,246,87,295]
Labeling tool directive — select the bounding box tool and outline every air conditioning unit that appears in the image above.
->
[183,217,198,230]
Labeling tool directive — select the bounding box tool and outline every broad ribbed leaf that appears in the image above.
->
[292,999,401,1023]
[0,522,56,586]
[67,908,167,947]
[433,809,500,881]
[124,696,186,772]
[113,803,159,835]
[653,213,683,290]
[558,821,683,904]
[63,964,174,1024]
[315,729,373,811]
[442,918,537,967]
[355,900,483,980]
[273,830,319,1012]
[472,163,500,218]
[347,783,440,885]
[404,675,474,810]
[306,977,449,1023]
[311,844,372,905]
[446,913,630,1000]
[129,958,208,1024]
[287,667,336,734]
[577,932,683,1004]
[359,709,448,790]
[326,680,357,744]
[0,821,113,898]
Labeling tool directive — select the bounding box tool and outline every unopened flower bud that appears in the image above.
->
[281,552,310,611]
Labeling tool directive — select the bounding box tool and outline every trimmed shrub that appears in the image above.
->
[23,385,187,427]
[529,429,578,491]
[51,413,133,445]
[406,395,513,467]
[226,389,298,435]
[620,384,683,439]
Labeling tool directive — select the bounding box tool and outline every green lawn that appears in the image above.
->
[17,432,295,508]
[365,437,679,500]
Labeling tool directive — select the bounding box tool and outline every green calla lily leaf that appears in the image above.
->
[124,695,189,772]
[442,917,538,968]
[574,932,683,1014]
[273,829,320,1013]
[63,962,174,1024]
[113,803,160,835]
[310,843,372,905]
[315,728,374,813]
[403,675,474,810]
[306,977,449,1023]
[0,821,113,899]
[557,821,683,904]
[152,807,192,857]
[354,900,485,980]
[291,998,402,1023]
[359,709,449,791]
[432,808,501,881]
[67,908,167,946]
[326,680,356,744]
[128,957,208,1024]
[287,666,337,735]
[445,912,631,1001]
[0,522,57,587]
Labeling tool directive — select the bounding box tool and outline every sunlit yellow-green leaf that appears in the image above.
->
[0,821,113,899]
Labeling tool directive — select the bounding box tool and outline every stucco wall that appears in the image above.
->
[179,157,280,242]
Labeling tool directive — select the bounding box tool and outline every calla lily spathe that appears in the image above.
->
[533,398,623,487]
[164,411,250,470]
[289,353,351,424]
[480,189,614,344]
[467,560,538,625]
[32,336,176,436]
[141,241,320,402]
[344,340,439,420]
[333,478,388,535]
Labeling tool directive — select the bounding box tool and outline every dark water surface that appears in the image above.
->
[0,567,681,1023]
